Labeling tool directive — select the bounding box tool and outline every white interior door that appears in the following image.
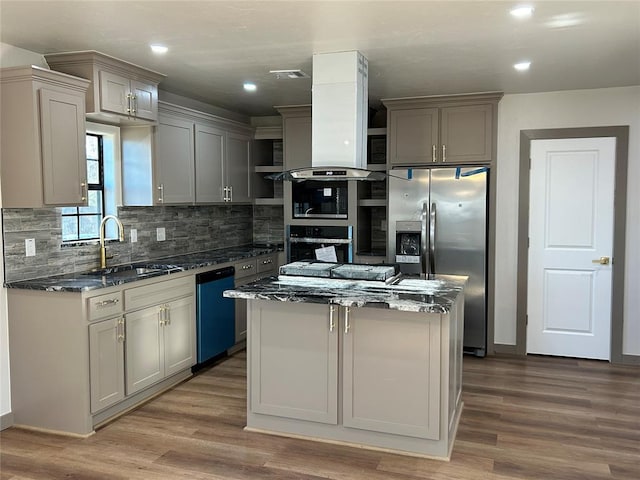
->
[527,137,615,360]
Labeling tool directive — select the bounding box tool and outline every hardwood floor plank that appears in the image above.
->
[1,352,638,480]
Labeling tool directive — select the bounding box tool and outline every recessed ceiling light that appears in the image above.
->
[150,44,168,54]
[514,61,531,71]
[510,6,534,18]
[243,82,257,92]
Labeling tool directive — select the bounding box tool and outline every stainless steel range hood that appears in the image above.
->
[279,50,384,181]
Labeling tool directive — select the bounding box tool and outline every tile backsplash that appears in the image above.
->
[253,205,284,245]
[2,205,261,282]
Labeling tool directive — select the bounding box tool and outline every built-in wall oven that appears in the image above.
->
[287,225,353,263]
[292,180,348,218]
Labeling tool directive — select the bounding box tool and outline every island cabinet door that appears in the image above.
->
[342,307,442,440]
[249,300,338,424]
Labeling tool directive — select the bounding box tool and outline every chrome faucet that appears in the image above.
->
[99,215,125,269]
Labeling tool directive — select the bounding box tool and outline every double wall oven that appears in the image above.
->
[288,180,354,263]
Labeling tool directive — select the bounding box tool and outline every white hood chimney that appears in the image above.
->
[312,51,368,170]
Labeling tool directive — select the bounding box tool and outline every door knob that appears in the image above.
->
[592,256,610,265]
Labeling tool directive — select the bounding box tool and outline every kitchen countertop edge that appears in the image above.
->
[4,244,283,293]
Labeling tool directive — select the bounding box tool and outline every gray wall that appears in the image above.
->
[2,205,254,282]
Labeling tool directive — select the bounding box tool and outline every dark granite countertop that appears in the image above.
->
[4,244,282,293]
[223,273,467,314]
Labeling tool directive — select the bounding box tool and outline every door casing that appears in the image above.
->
[516,127,629,363]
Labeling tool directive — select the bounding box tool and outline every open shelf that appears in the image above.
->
[359,199,386,207]
[254,197,285,206]
[255,165,284,173]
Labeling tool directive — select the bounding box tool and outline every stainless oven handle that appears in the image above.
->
[288,237,352,245]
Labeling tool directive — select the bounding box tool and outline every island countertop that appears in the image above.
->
[223,273,467,314]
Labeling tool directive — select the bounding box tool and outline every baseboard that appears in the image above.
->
[492,344,518,355]
[0,411,14,431]
[621,354,640,366]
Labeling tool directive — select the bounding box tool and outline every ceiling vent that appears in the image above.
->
[269,69,309,79]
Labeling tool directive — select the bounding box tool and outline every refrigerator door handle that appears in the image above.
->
[429,202,436,278]
[421,202,429,279]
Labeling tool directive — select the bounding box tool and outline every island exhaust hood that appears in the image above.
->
[280,51,385,182]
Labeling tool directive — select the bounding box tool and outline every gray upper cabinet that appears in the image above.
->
[45,50,165,125]
[383,93,502,166]
[0,66,90,208]
[99,71,157,121]
[122,102,253,206]
[225,132,251,203]
[195,123,225,203]
[276,105,312,170]
[156,113,196,204]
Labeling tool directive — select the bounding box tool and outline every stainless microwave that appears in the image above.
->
[292,180,348,218]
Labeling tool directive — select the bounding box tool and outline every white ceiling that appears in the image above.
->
[1,1,639,117]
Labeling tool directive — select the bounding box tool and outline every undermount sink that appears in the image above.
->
[80,265,180,279]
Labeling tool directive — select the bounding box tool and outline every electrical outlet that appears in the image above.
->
[130,228,138,243]
[25,238,36,257]
[156,227,166,242]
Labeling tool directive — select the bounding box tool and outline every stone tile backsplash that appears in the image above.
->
[253,205,284,245]
[2,205,261,282]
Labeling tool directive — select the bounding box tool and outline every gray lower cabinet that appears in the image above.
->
[246,298,464,458]
[7,274,196,435]
[342,307,441,439]
[125,306,164,394]
[89,317,125,413]
[125,280,196,395]
[249,301,338,424]
[234,254,279,343]
[125,296,195,394]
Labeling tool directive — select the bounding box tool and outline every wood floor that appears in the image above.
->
[1,352,638,480]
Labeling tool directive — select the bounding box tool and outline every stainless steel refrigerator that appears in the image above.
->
[388,167,488,356]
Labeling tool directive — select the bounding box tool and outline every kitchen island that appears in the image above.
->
[224,263,466,460]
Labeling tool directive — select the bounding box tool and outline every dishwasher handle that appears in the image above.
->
[196,266,236,284]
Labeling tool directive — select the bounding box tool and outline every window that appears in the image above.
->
[61,134,105,241]
[61,123,120,243]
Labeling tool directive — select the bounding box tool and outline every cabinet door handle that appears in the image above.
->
[117,318,125,342]
[442,144,446,162]
[164,304,171,326]
[329,305,336,332]
[157,183,164,203]
[228,186,233,202]
[432,144,437,162]
[158,306,165,326]
[80,182,87,202]
[131,94,137,115]
[125,93,132,114]
[344,307,351,334]
[96,298,119,308]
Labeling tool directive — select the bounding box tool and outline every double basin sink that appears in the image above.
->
[80,264,183,282]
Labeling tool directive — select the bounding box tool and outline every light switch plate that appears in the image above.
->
[130,228,138,243]
[156,227,166,242]
[25,238,36,257]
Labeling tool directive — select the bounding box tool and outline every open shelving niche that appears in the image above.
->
[356,127,388,264]
[252,125,284,206]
